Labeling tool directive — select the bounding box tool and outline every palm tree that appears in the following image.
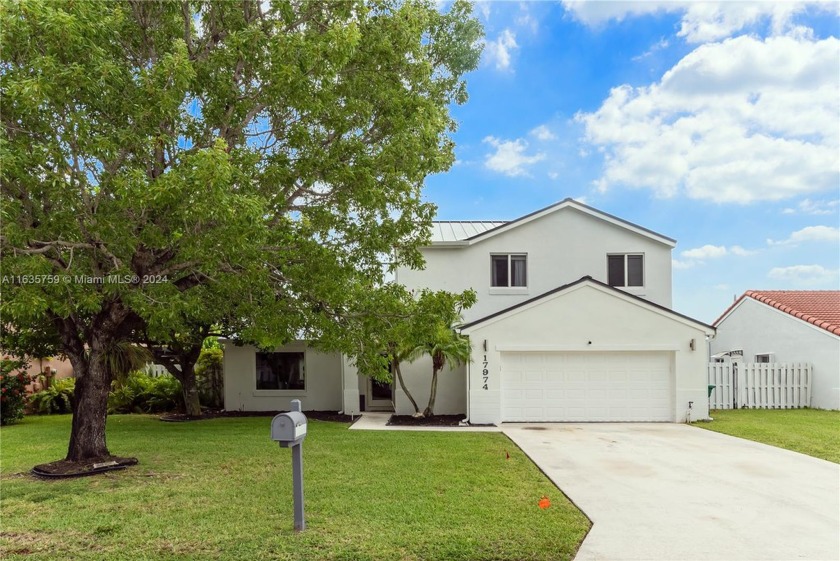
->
[100,341,153,383]
[411,324,472,417]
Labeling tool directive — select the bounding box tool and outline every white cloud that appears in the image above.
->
[530,125,557,141]
[482,136,545,177]
[768,264,839,284]
[730,245,755,256]
[560,1,839,43]
[516,2,538,35]
[633,37,670,61]
[672,258,696,270]
[483,29,518,71]
[474,0,491,21]
[674,243,757,268]
[547,171,559,180]
[682,244,728,260]
[782,198,840,215]
[767,225,840,245]
[577,35,840,204]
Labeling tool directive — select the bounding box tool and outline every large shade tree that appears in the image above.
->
[1,0,482,464]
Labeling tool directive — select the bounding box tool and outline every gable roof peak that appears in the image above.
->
[429,198,676,247]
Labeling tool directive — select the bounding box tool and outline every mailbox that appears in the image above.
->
[271,411,307,447]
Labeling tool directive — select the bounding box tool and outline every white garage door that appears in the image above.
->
[501,351,673,422]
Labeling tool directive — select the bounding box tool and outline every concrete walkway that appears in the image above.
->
[349,412,501,432]
[503,423,840,561]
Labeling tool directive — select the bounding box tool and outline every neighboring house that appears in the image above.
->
[224,198,715,423]
[711,290,840,410]
[24,358,74,392]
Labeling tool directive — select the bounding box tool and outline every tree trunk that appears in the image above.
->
[154,343,203,417]
[177,363,202,417]
[423,366,440,418]
[393,360,420,415]
[67,357,111,462]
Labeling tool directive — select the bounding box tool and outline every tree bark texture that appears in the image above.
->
[175,362,202,417]
[423,367,440,418]
[393,360,420,415]
[66,354,111,461]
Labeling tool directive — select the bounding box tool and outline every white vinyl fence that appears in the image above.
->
[143,363,170,378]
[708,362,812,410]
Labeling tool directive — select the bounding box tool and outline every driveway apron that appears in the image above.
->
[503,423,840,561]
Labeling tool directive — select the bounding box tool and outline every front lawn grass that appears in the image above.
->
[696,408,840,463]
[0,415,590,561]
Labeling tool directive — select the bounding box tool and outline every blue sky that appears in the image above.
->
[425,1,840,323]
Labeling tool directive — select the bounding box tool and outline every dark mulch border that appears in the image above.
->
[159,410,354,423]
[388,414,466,427]
[32,456,138,479]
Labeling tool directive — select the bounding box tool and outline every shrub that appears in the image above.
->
[108,370,183,414]
[29,377,75,414]
[1,359,32,425]
[195,347,223,409]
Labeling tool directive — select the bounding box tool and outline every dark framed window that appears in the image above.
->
[491,254,527,287]
[607,254,644,287]
[256,352,305,390]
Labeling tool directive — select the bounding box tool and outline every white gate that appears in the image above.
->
[708,362,812,409]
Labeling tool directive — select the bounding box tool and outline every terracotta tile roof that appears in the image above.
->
[716,290,840,335]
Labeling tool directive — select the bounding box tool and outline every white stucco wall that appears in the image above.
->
[393,357,467,416]
[397,206,674,324]
[223,341,342,412]
[712,298,840,410]
[461,282,713,425]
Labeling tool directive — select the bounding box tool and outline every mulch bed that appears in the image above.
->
[32,456,138,479]
[388,414,466,426]
[159,410,354,423]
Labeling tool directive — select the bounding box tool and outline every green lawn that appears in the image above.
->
[0,415,589,561]
[696,409,840,463]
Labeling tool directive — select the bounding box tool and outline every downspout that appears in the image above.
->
[462,329,471,425]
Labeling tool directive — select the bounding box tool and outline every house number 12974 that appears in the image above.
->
[482,355,489,390]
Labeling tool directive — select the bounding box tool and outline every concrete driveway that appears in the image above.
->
[503,423,840,561]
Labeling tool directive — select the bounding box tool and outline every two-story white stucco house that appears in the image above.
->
[223,199,715,423]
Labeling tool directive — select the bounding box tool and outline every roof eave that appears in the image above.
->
[460,276,714,334]
[462,198,677,247]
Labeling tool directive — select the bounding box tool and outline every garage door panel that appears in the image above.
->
[502,352,673,422]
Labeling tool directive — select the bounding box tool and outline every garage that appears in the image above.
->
[460,278,715,425]
[501,351,673,422]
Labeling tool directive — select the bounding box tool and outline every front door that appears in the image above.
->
[367,377,394,411]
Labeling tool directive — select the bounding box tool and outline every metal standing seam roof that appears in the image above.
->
[430,221,508,242]
[715,290,840,336]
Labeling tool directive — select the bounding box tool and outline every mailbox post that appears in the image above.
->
[271,399,307,532]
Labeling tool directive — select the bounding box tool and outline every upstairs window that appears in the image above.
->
[256,351,305,390]
[608,254,644,287]
[754,353,774,363]
[491,254,527,287]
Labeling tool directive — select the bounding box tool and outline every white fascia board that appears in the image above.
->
[495,344,682,352]
[424,240,468,248]
[431,200,676,248]
[461,280,714,336]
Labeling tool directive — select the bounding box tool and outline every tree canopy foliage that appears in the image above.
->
[0,0,482,462]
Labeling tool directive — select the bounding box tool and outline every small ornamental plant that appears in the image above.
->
[1,359,31,425]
